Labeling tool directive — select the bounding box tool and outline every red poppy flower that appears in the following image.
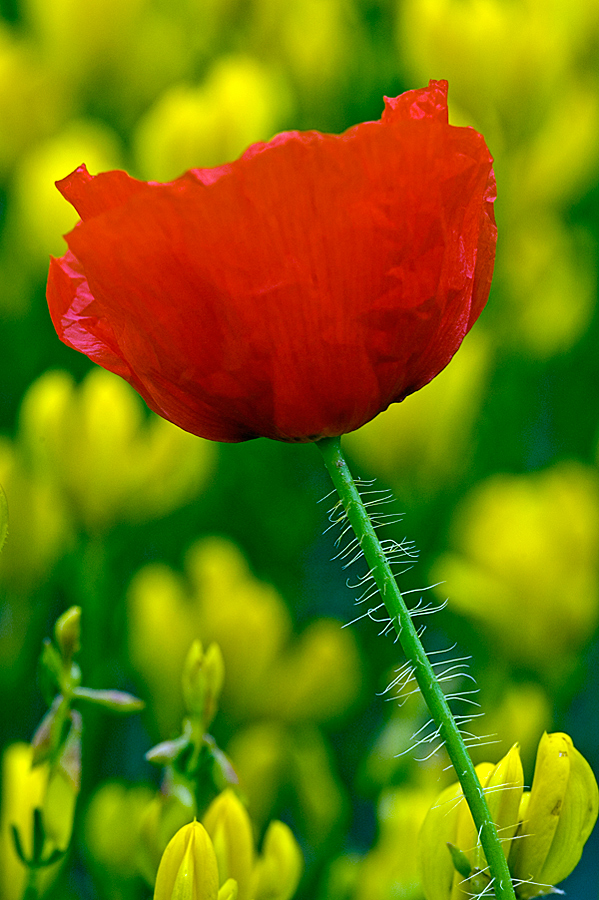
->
[47,80,496,444]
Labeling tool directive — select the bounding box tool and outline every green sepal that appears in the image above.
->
[447,841,473,879]
[39,847,66,867]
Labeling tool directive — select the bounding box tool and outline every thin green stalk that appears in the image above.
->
[317,436,516,900]
[21,868,38,900]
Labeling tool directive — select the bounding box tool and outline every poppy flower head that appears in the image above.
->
[47,80,496,443]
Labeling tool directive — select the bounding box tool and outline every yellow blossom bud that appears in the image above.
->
[182,641,225,730]
[431,463,599,677]
[154,821,220,900]
[202,791,254,900]
[418,734,598,900]
[510,732,599,898]
[18,368,215,534]
[483,745,524,860]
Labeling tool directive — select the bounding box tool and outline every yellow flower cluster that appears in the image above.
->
[0,743,79,900]
[399,0,599,357]
[418,733,598,899]
[128,535,361,731]
[154,790,302,900]
[128,536,360,842]
[432,463,599,676]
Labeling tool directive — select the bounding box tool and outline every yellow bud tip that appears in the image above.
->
[154,821,220,900]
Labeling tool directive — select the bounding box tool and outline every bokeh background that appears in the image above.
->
[1,0,599,897]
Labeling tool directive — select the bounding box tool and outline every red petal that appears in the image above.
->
[47,81,496,443]
[382,79,449,123]
[56,164,146,221]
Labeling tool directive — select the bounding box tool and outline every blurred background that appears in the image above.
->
[1,0,599,897]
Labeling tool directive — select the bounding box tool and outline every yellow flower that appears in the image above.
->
[154,795,302,900]
[154,821,221,900]
[0,743,77,900]
[418,733,598,899]
[18,368,215,533]
[85,781,155,879]
[431,463,599,677]
[182,641,225,732]
[128,536,361,734]
[510,733,599,898]
[203,789,302,900]
[134,55,291,180]
[203,791,254,900]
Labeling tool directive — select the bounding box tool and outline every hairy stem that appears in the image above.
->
[317,436,516,900]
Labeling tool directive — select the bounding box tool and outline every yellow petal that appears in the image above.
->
[418,778,464,900]
[510,733,570,892]
[483,743,524,861]
[154,821,219,900]
[203,791,254,900]
[450,763,494,899]
[537,738,598,888]
[217,878,238,900]
[251,820,303,900]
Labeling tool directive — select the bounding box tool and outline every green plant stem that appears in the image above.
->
[21,868,38,900]
[317,436,516,900]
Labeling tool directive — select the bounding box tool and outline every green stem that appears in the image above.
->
[21,868,38,900]
[317,436,516,900]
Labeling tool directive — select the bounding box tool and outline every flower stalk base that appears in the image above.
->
[317,436,517,900]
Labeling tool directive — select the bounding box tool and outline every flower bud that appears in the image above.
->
[85,781,154,877]
[154,820,220,900]
[510,732,599,898]
[0,741,76,900]
[182,640,225,730]
[54,606,81,660]
[418,734,598,900]
[202,790,254,900]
